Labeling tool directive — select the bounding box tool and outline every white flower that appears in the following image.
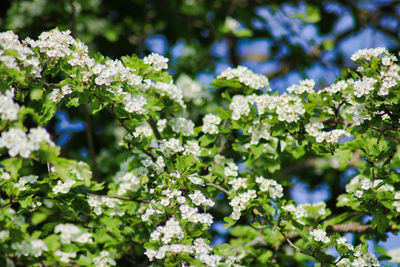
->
[310,229,330,244]
[287,79,315,94]
[93,251,116,267]
[122,93,147,114]
[53,179,76,194]
[143,52,168,71]
[0,88,19,120]
[55,250,76,263]
[217,65,270,90]
[202,114,221,134]
[351,47,388,61]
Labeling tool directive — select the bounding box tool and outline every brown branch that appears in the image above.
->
[147,116,162,140]
[82,104,99,180]
[205,182,229,195]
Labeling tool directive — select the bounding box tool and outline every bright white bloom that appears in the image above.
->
[93,251,116,267]
[14,175,38,191]
[54,223,93,244]
[224,162,238,177]
[53,179,76,194]
[183,140,201,157]
[189,190,215,207]
[180,204,213,226]
[354,190,363,198]
[0,168,11,180]
[319,80,348,95]
[310,229,330,244]
[351,47,388,61]
[122,93,147,114]
[287,79,315,94]
[143,52,168,71]
[171,117,195,136]
[0,230,9,241]
[348,77,377,98]
[225,17,240,32]
[217,65,270,90]
[150,218,185,244]
[255,176,283,198]
[187,174,204,185]
[12,240,48,257]
[154,81,185,107]
[49,84,73,102]
[176,74,204,104]
[248,120,270,145]
[229,190,257,220]
[202,114,221,134]
[55,250,76,263]
[230,95,251,120]
[0,88,19,120]
[228,177,248,191]
[159,138,184,156]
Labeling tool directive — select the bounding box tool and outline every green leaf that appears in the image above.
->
[371,212,389,234]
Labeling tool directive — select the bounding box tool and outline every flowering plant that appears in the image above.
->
[1,29,400,266]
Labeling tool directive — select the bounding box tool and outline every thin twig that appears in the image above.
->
[147,116,162,140]
[205,182,229,195]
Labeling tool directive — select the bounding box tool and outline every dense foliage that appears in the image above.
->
[1,27,400,267]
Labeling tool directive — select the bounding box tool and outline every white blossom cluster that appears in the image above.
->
[122,93,147,114]
[228,177,248,192]
[176,74,204,104]
[14,175,38,191]
[0,88,19,121]
[183,140,202,158]
[170,117,195,136]
[305,119,349,144]
[350,47,388,61]
[0,168,11,181]
[224,17,241,33]
[0,230,9,242]
[154,81,185,107]
[92,59,140,86]
[11,239,48,257]
[337,250,380,267]
[217,65,270,90]
[113,172,141,195]
[159,138,184,156]
[310,229,330,244]
[93,251,117,267]
[145,238,225,267]
[282,203,307,220]
[143,52,168,71]
[255,93,305,123]
[150,218,185,244]
[255,176,283,198]
[132,124,153,138]
[0,31,41,77]
[224,161,239,177]
[54,223,93,244]
[49,84,73,102]
[247,120,271,145]
[54,250,76,263]
[377,56,400,96]
[202,114,222,134]
[229,190,257,220]
[187,173,205,185]
[87,195,125,216]
[0,127,55,158]
[229,95,251,120]
[52,179,76,194]
[345,175,393,200]
[179,204,213,226]
[348,77,377,98]
[189,190,215,207]
[319,80,348,95]
[336,236,354,251]
[287,79,315,94]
